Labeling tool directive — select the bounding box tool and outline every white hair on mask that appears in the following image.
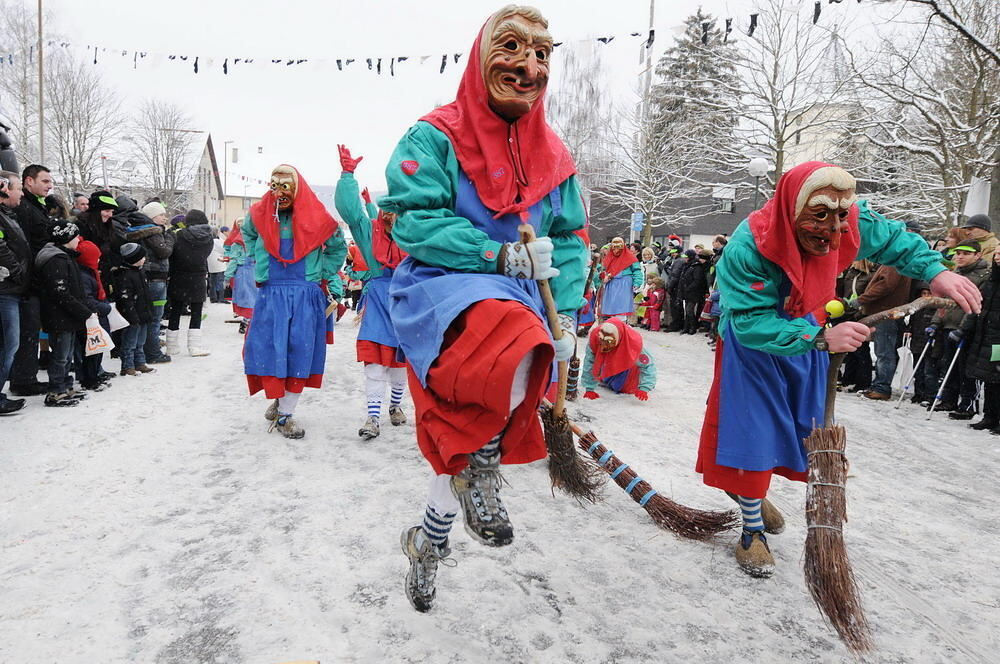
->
[599,321,620,343]
[795,166,857,217]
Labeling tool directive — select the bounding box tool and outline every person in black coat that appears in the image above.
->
[958,250,1000,432]
[76,190,126,287]
[166,209,214,357]
[0,172,32,412]
[679,250,711,334]
[74,239,113,391]
[34,220,95,405]
[111,242,156,375]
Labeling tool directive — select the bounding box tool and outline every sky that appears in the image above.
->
[28,0,919,199]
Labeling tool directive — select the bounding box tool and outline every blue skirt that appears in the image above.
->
[602,272,634,316]
[359,273,399,348]
[233,259,258,312]
[244,279,328,380]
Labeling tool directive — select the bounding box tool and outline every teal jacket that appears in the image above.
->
[334,172,382,287]
[718,200,947,356]
[379,121,588,316]
[240,210,347,298]
[223,242,246,279]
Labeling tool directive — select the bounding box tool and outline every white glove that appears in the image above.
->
[552,313,576,362]
[500,236,560,281]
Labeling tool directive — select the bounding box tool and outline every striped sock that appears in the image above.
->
[390,386,404,406]
[471,433,502,466]
[367,399,381,418]
[421,505,456,548]
[738,496,765,532]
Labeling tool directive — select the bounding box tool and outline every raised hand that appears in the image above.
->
[337,144,364,173]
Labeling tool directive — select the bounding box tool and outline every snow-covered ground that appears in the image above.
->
[1,304,997,663]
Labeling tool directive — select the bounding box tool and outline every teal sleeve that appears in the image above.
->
[630,262,644,289]
[365,201,378,221]
[241,213,257,253]
[381,122,502,273]
[324,226,347,297]
[335,172,380,271]
[638,349,657,391]
[582,345,597,391]
[224,243,244,278]
[717,234,821,356]
[855,200,947,283]
[547,177,588,316]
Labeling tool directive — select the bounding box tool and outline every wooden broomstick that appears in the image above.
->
[567,254,601,401]
[805,296,955,654]
[519,224,606,503]
[539,403,740,539]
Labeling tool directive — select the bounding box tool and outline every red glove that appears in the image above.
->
[635,390,649,401]
[361,187,372,205]
[337,144,364,173]
[584,391,600,400]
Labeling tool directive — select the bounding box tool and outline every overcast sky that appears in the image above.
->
[34,0,916,198]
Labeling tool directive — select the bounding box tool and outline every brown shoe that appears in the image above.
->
[861,390,891,401]
[726,492,785,535]
[120,368,137,376]
[735,530,775,578]
[135,364,156,374]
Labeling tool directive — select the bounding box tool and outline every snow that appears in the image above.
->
[2,306,998,663]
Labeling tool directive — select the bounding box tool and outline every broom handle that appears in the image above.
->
[519,224,569,419]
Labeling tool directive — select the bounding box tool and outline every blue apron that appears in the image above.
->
[243,237,328,380]
[358,268,400,349]
[602,270,635,316]
[715,281,827,472]
[233,256,258,311]
[390,172,559,386]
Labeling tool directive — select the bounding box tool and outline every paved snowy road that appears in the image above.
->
[2,304,997,663]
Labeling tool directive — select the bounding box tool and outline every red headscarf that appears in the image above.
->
[348,243,369,272]
[748,161,861,318]
[75,239,106,301]
[601,246,639,278]
[589,318,644,381]
[224,221,244,248]
[372,211,407,270]
[249,165,339,264]
[420,9,576,219]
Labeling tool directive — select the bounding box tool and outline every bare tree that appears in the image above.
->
[44,50,123,192]
[128,100,199,211]
[879,0,1000,64]
[0,0,44,166]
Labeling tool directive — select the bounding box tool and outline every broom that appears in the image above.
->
[804,296,955,654]
[520,224,605,503]
[567,254,602,402]
[540,403,739,539]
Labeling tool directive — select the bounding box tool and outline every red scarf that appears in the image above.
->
[249,166,339,264]
[348,243,369,272]
[224,223,244,247]
[589,317,643,381]
[372,211,406,270]
[420,11,576,219]
[75,239,106,301]
[601,247,639,278]
[748,161,861,318]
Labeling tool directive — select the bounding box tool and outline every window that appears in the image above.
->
[712,185,736,214]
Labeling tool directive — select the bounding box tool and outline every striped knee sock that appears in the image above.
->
[389,367,406,406]
[367,399,381,418]
[390,386,404,407]
[471,433,502,466]
[738,496,765,532]
[422,505,456,548]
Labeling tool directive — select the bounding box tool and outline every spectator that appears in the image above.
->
[166,209,213,357]
[905,281,935,405]
[640,246,658,279]
[71,193,89,217]
[74,239,113,391]
[129,201,174,364]
[44,194,69,220]
[837,259,876,392]
[206,227,227,303]
[665,246,686,331]
[927,240,989,413]
[962,248,1000,433]
[9,164,55,397]
[0,171,30,413]
[35,220,94,407]
[76,190,124,286]
[111,243,156,376]
[962,215,996,266]
[678,249,710,335]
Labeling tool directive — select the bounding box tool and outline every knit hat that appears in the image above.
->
[684,248,697,258]
[185,209,209,226]
[49,220,80,245]
[954,240,981,254]
[88,190,118,212]
[963,214,992,232]
[170,214,185,227]
[120,242,146,264]
[141,201,167,219]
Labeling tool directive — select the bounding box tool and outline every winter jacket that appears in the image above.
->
[111,264,154,325]
[962,267,1000,382]
[965,231,998,266]
[15,193,52,257]
[0,206,31,296]
[77,208,128,286]
[207,238,227,274]
[679,258,710,300]
[906,306,936,358]
[78,266,112,318]
[666,256,686,292]
[931,259,989,330]
[838,265,876,303]
[34,243,94,332]
[858,265,911,316]
[126,223,174,281]
[168,213,214,303]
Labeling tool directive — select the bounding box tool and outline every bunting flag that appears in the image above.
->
[749,13,759,37]
[724,18,733,43]
[814,1,822,24]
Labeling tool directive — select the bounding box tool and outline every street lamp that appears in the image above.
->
[748,157,769,209]
[223,140,233,224]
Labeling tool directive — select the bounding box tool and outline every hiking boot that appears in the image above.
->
[860,390,891,401]
[64,388,87,401]
[135,364,156,374]
[79,382,108,393]
[269,414,305,439]
[359,415,380,440]
[726,492,785,535]
[147,354,172,364]
[264,399,280,421]
[44,392,79,407]
[970,418,999,430]
[120,368,137,376]
[0,397,26,415]
[735,530,775,578]
[949,410,976,421]
[389,405,407,426]
[400,526,453,613]
[451,456,513,547]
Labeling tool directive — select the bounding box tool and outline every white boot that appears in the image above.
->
[187,329,211,357]
[165,329,181,356]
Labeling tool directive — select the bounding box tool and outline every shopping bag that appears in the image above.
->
[107,302,130,332]
[891,335,914,392]
[84,314,115,356]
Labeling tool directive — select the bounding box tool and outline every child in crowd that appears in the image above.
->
[112,242,156,376]
[75,239,113,391]
[641,277,666,331]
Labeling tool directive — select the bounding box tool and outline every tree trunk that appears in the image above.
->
[991,145,1000,226]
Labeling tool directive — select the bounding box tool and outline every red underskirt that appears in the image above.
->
[233,304,254,319]
[246,374,323,400]
[357,340,406,368]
